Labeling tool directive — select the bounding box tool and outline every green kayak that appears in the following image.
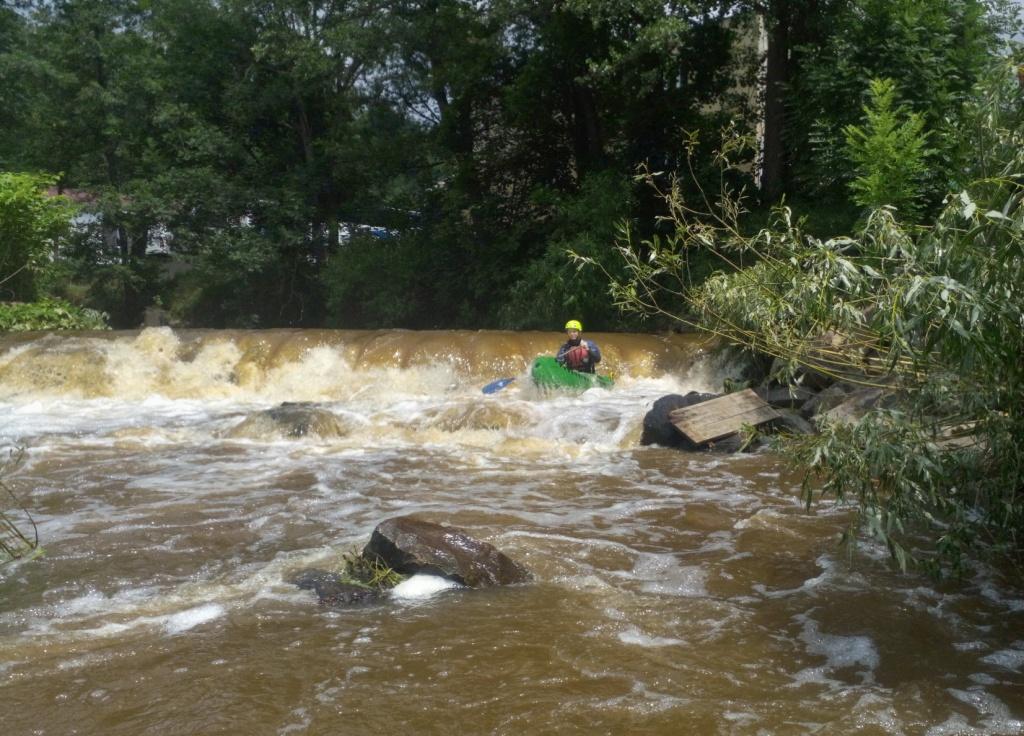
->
[530,356,614,391]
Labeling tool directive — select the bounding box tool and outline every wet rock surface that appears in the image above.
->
[771,409,816,436]
[640,392,718,450]
[363,516,532,588]
[756,385,816,410]
[823,387,891,424]
[226,402,351,440]
[642,390,813,452]
[289,568,382,607]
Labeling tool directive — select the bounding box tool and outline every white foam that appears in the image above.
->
[631,553,708,597]
[163,603,226,634]
[930,689,1024,735]
[278,707,312,736]
[954,641,988,652]
[793,615,879,684]
[968,672,999,685]
[979,582,1024,612]
[617,626,685,647]
[390,574,459,600]
[981,647,1024,671]
[926,714,978,735]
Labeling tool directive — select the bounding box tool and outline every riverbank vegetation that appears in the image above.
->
[0,0,1015,331]
[1,449,39,565]
[590,58,1024,575]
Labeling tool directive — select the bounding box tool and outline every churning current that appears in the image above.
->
[0,328,1022,735]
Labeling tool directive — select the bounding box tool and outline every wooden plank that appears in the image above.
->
[668,389,781,445]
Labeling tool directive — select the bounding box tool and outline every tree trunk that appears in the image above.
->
[760,1,790,202]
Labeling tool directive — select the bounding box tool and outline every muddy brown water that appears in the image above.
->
[0,329,1022,735]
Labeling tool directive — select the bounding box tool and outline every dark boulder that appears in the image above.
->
[363,516,532,588]
[640,392,718,450]
[756,385,816,410]
[314,579,381,607]
[288,568,382,607]
[771,409,817,436]
[290,567,337,591]
[225,402,351,440]
[822,387,894,425]
[799,384,852,419]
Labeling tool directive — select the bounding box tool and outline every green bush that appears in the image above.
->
[0,298,109,331]
[0,172,76,302]
[843,79,933,220]
[321,233,427,328]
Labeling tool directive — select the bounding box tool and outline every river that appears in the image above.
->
[0,328,1022,735]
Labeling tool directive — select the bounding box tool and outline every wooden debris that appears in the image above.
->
[668,389,780,445]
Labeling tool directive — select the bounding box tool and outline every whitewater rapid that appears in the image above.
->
[1,328,1022,735]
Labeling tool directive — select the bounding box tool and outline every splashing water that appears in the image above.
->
[1,328,1022,735]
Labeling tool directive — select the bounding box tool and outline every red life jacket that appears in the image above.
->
[564,344,589,370]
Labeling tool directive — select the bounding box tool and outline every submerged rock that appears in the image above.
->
[798,383,851,419]
[363,516,532,588]
[427,403,531,432]
[226,402,351,440]
[771,409,816,436]
[289,568,382,607]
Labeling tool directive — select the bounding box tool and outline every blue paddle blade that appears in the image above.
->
[482,377,516,394]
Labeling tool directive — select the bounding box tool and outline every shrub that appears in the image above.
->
[0,172,76,301]
[843,78,933,220]
[0,298,109,331]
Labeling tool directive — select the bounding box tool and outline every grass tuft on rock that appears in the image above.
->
[336,549,405,590]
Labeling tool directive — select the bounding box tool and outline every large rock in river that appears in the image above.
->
[640,391,718,450]
[363,516,532,588]
[640,391,775,452]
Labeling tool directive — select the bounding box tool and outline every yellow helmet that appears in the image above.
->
[564,319,582,331]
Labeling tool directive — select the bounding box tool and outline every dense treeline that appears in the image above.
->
[0,0,1012,329]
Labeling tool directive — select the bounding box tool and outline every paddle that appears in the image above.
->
[482,377,516,394]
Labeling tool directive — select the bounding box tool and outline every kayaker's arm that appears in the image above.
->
[584,340,601,365]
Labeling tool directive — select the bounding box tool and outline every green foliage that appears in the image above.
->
[843,79,932,220]
[602,60,1024,575]
[0,298,110,331]
[321,233,426,328]
[499,171,639,330]
[0,0,1008,329]
[788,0,998,207]
[0,172,76,302]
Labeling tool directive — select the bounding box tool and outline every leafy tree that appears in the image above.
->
[499,170,638,330]
[365,0,739,328]
[787,0,999,208]
[7,0,1004,331]
[0,172,75,302]
[843,78,932,220]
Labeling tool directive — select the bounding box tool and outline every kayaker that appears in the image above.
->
[556,319,601,374]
